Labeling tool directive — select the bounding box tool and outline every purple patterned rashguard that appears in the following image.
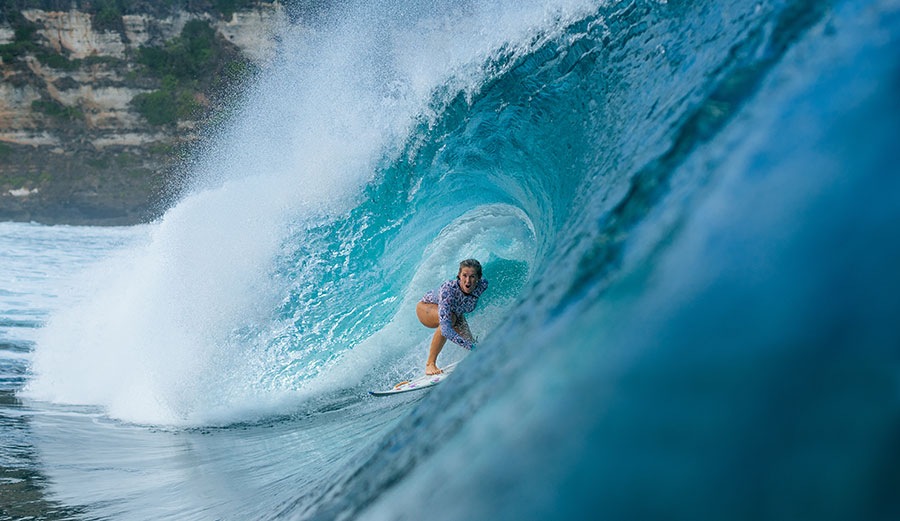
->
[421,278,489,350]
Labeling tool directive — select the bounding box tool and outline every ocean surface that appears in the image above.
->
[2,0,899,519]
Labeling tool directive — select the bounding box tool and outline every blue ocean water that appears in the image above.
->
[2,0,899,519]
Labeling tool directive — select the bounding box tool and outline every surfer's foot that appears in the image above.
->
[425,363,443,375]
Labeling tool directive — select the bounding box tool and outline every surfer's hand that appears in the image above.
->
[470,343,477,352]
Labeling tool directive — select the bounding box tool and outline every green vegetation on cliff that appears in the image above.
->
[138,20,224,78]
[212,0,257,21]
[92,0,128,32]
[31,99,84,120]
[131,19,254,126]
[1,0,260,27]
[0,2,271,224]
[0,13,37,63]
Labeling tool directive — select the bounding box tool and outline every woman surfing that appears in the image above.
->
[416,259,489,375]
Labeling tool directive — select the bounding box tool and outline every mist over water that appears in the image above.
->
[3,0,898,519]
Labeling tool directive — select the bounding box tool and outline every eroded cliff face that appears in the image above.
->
[0,3,286,224]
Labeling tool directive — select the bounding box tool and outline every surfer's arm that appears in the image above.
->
[437,285,474,350]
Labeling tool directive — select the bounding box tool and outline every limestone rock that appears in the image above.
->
[0,2,289,225]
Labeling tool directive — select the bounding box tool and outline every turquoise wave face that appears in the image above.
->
[261,0,828,387]
[262,7,623,384]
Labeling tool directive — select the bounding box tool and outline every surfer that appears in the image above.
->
[416,258,489,375]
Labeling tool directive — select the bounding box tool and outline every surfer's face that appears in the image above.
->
[458,267,479,294]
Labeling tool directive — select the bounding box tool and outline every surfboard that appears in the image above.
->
[369,362,460,396]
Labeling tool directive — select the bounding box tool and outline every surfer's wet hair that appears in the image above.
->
[458,258,482,279]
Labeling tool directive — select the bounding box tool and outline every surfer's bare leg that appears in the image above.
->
[418,302,448,374]
[416,302,439,328]
[418,303,471,375]
[426,328,447,375]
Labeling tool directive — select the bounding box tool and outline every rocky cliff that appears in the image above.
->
[0,1,288,224]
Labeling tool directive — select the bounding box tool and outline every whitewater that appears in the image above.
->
[2,0,899,519]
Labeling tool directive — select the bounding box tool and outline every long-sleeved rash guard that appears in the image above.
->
[421,278,489,350]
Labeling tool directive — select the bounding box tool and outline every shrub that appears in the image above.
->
[115,152,138,166]
[148,142,174,156]
[86,157,110,169]
[94,7,121,29]
[0,13,38,63]
[176,90,202,119]
[132,20,245,125]
[92,0,126,33]
[36,51,81,70]
[214,0,255,21]
[31,99,84,120]
[137,20,220,79]
[131,90,178,126]
[13,23,37,43]
[81,55,123,66]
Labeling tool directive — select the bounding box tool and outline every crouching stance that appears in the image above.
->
[416,259,488,375]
